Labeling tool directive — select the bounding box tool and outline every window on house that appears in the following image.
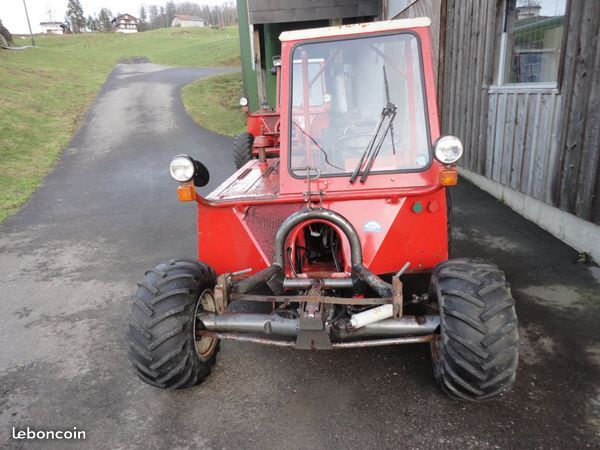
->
[500,0,566,85]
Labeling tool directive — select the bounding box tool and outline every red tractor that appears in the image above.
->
[232,95,281,169]
[128,18,519,400]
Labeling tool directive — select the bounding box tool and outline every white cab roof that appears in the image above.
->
[279,18,431,42]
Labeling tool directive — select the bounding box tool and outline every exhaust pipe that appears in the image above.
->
[198,313,298,337]
[197,312,439,340]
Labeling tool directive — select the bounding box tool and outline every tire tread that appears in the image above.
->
[431,258,519,401]
[127,259,219,389]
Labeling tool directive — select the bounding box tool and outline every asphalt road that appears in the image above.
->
[1,62,599,449]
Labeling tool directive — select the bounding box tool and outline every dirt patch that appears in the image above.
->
[519,324,556,365]
[453,225,519,251]
[518,284,584,309]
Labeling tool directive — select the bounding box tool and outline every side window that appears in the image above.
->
[498,0,567,85]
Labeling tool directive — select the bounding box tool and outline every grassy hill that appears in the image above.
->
[0,27,239,222]
[182,72,246,137]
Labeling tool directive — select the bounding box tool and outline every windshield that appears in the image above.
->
[289,32,431,178]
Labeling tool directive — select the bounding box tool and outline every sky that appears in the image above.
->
[3,0,227,34]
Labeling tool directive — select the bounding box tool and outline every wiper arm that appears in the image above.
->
[383,65,397,156]
[349,65,397,183]
[349,102,397,183]
[359,104,396,183]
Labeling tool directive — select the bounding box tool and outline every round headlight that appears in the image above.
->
[169,155,195,182]
[239,97,248,107]
[434,135,463,164]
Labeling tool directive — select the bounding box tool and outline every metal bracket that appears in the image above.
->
[392,276,403,319]
[214,274,229,314]
[295,317,332,350]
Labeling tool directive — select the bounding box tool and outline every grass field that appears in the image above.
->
[0,27,239,222]
[182,72,246,137]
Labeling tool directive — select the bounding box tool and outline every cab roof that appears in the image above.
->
[279,17,432,42]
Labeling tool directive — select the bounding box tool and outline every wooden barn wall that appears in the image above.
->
[554,0,600,224]
[440,0,497,181]
[441,0,600,225]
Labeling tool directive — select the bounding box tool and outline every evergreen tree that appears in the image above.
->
[98,8,112,32]
[66,0,85,33]
[64,14,72,33]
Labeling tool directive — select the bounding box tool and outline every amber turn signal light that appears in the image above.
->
[177,184,196,202]
[440,169,458,186]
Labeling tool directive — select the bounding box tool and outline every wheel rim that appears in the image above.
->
[193,290,218,359]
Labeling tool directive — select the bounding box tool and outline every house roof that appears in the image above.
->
[174,15,204,21]
[40,22,65,26]
[111,14,138,23]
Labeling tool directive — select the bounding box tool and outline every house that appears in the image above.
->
[39,21,68,35]
[171,15,205,27]
[235,0,600,261]
[111,14,139,33]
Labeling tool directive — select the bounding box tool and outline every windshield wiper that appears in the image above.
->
[349,66,397,183]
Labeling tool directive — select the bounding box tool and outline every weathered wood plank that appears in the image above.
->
[478,0,496,175]
[500,93,518,186]
[525,93,542,195]
[575,8,600,220]
[464,0,479,171]
[510,93,529,190]
[469,0,485,173]
[532,95,554,199]
[544,93,561,205]
[492,93,507,182]
[452,0,468,136]
[555,0,584,209]
[437,0,448,114]
[441,0,455,132]
[485,93,498,179]
[520,93,538,195]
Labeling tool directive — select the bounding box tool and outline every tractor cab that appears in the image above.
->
[283,23,433,190]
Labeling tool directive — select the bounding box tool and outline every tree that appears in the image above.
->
[63,14,72,33]
[148,5,159,30]
[98,8,112,32]
[66,0,85,33]
[159,6,166,28]
[138,5,147,31]
[87,14,99,32]
[165,1,176,27]
[0,20,13,45]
